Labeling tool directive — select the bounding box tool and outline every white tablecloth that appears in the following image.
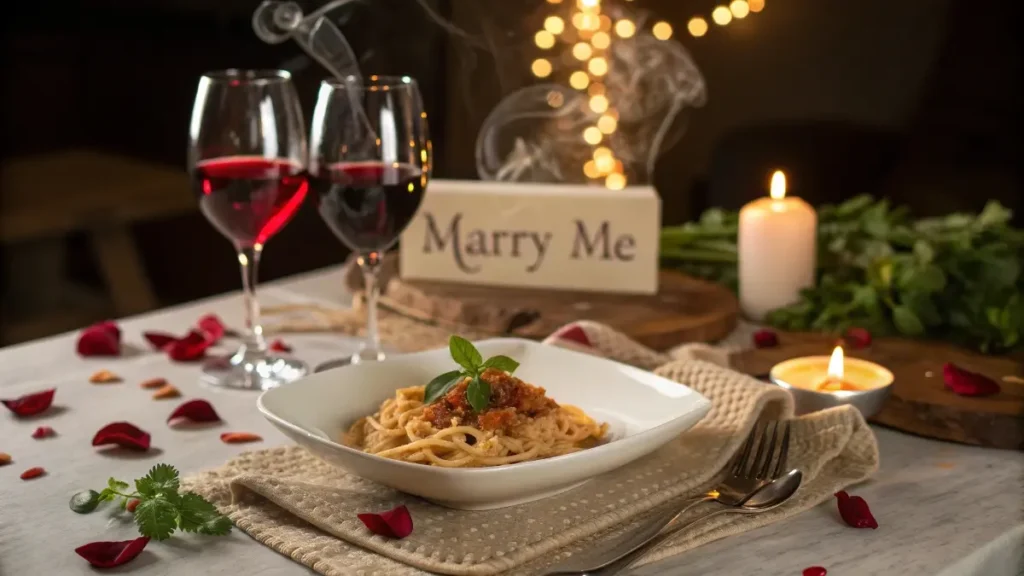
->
[1,266,1022,576]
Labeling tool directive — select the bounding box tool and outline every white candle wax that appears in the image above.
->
[738,171,817,321]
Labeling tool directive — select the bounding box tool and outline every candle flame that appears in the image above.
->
[827,346,844,380]
[769,170,787,200]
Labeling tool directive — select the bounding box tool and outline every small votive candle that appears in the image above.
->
[738,170,817,321]
[769,346,895,417]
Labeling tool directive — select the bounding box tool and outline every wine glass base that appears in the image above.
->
[315,349,386,373]
[200,346,308,391]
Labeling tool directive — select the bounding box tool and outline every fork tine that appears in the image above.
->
[773,421,791,478]
[757,422,780,479]
[732,425,757,476]
[748,422,769,479]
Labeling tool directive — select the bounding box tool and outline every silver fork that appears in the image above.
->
[544,420,791,576]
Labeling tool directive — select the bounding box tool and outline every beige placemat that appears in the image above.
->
[185,320,878,575]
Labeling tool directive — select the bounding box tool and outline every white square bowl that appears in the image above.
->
[258,338,711,509]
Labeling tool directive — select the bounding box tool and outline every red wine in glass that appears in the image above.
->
[193,156,308,247]
[310,161,425,251]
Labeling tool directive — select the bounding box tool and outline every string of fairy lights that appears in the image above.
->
[530,0,765,189]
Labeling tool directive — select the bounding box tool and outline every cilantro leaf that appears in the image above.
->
[97,488,118,503]
[466,376,491,412]
[145,463,180,494]
[424,370,464,405]
[108,478,129,492]
[134,498,178,540]
[197,515,233,536]
[481,355,519,374]
[177,492,222,533]
[449,335,482,373]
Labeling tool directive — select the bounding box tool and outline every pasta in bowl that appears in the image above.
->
[343,366,608,467]
[258,337,711,509]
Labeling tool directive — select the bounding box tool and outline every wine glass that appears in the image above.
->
[309,75,430,371]
[187,69,309,390]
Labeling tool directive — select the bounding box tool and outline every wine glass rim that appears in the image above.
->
[321,74,419,90]
[202,69,292,84]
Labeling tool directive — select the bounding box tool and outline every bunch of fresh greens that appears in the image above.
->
[423,336,520,411]
[660,196,1023,353]
[71,464,232,540]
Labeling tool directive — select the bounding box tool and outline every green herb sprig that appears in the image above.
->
[423,336,520,411]
[71,464,231,540]
[660,197,1023,353]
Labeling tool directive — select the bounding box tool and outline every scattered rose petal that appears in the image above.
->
[152,385,181,400]
[77,321,121,357]
[0,452,11,466]
[2,388,56,417]
[143,331,178,351]
[357,505,413,539]
[220,432,262,444]
[20,466,46,480]
[167,330,215,362]
[92,422,151,451]
[943,363,1000,397]
[140,377,168,389]
[167,399,222,424]
[89,370,122,384]
[32,426,55,439]
[835,491,878,529]
[556,325,591,347]
[844,327,872,349]
[803,567,827,576]
[75,537,150,569]
[753,329,779,349]
[269,339,292,353]
[197,314,227,342]
[126,498,140,513]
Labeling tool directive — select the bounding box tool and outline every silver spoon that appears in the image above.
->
[548,469,803,576]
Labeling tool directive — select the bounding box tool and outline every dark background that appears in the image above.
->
[0,0,1019,344]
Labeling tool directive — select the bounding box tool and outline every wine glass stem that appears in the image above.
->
[359,252,382,356]
[238,244,266,353]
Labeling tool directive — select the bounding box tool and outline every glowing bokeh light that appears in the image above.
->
[531,58,553,78]
[687,17,709,37]
[652,21,673,40]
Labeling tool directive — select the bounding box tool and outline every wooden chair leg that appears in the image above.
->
[90,225,158,317]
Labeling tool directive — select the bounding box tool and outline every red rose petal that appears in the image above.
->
[92,422,151,451]
[167,399,222,424]
[167,330,214,362]
[844,327,872,349]
[556,325,591,347]
[753,329,779,349]
[220,432,262,444]
[75,537,149,568]
[803,567,827,576]
[31,425,55,439]
[143,331,178,351]
[357,505,413,539]
[77,321,121,357]
[20,466,46,480]
[2,388,56,417]
[834,491,878,529]
[269,339,292,353]
[197,314,227,342]
[943,363,1000,397]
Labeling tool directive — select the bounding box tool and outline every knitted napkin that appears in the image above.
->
[184,321,879,575]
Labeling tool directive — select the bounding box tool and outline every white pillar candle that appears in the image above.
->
[738,170,817,321]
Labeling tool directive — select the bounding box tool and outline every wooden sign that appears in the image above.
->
[399,180,661,294]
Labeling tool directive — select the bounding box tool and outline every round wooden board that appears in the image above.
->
[344,253,739,350]
[729,332,1024,450]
